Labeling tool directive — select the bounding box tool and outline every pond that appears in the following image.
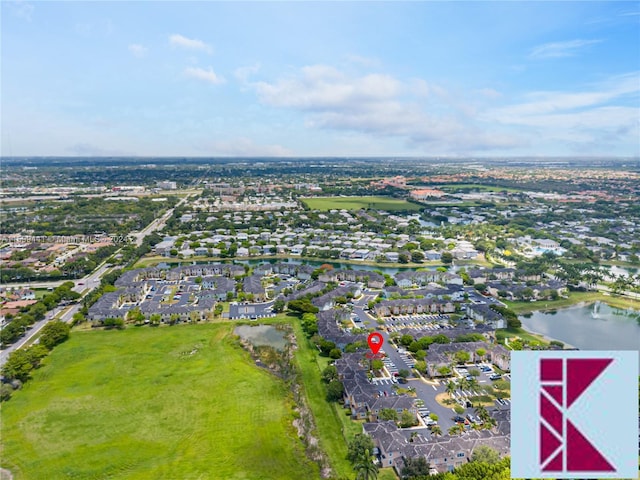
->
[521,302,640,355]
[234,258,427,275]
[234,324,287,351]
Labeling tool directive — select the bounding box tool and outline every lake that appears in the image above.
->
[521,302,640,354]
[234,258,425,275]
[234,324,287,350]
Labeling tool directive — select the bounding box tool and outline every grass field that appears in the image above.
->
[301,196,421,212]
[503,291,640,314]
[33,289,50,299]
[495,327,550,345]
[0,324,319,480]
[290,320,360,478]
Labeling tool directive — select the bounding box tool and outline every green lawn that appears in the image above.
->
[503,291,640,314]
[0,324,319,480]
[301,196,421,212]
[291,321,358,478]
[33,289,50,299]
[378,468,399,479]
[496,327,549,345]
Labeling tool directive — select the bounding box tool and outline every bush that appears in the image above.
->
[399,409,418,428]
[39,321,70,350]
[326,380,344,402]
[0,384,14,402]
[103,317,125,330]
[1,345,49,383]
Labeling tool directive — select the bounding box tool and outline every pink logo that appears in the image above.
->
[539,358,616,473]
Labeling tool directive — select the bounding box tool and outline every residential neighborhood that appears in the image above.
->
[2,157,639,480]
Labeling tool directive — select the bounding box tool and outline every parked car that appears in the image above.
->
[489,374,502,381]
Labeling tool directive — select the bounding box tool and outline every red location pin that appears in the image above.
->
[367,332,384,355]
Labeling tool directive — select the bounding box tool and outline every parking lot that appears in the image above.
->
[350,292,510,437]
[384,314,454,333]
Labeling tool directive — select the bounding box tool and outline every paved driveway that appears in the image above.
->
[351,298,511,435]
[410,379,460,431]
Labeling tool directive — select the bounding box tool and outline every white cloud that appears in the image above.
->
[184,66,225,85]
[482,73,639,153]
[250,64,524,153]
[487,73,639,118]
[493,106,638,130]
[234,63,261,83]
[10,0,34,22]
[529,39,602,59]
[343,54,381,68]
[476,88,502,99]
[205,138,292,156]
[128,44,148,58]
[254,65,400,110]
[247,65,640,155]
[169,34,212,53]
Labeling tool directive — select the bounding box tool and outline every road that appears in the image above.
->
[351,290,511,436]
[352,303,458,433]
[0,263,116,367]
[597,284,640,301]
[0,280,67,289]
[0,306,65,366]
[130,195,190,246]
[0,198,181,367]
[72,263,112,294]
[1,264,118,291]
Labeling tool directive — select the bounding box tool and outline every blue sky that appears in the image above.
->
[2,1,639,157]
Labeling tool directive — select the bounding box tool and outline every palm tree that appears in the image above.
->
[474,405,490,423]
[458,378,469,392]
[430,425,442,437]
[484,417,497,431]
[445,381,457,399]
[467,376,479,393]
[448,423,465,436]
[354,455,378,480]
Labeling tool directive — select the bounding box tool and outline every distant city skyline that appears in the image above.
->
[2,1,639,157]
